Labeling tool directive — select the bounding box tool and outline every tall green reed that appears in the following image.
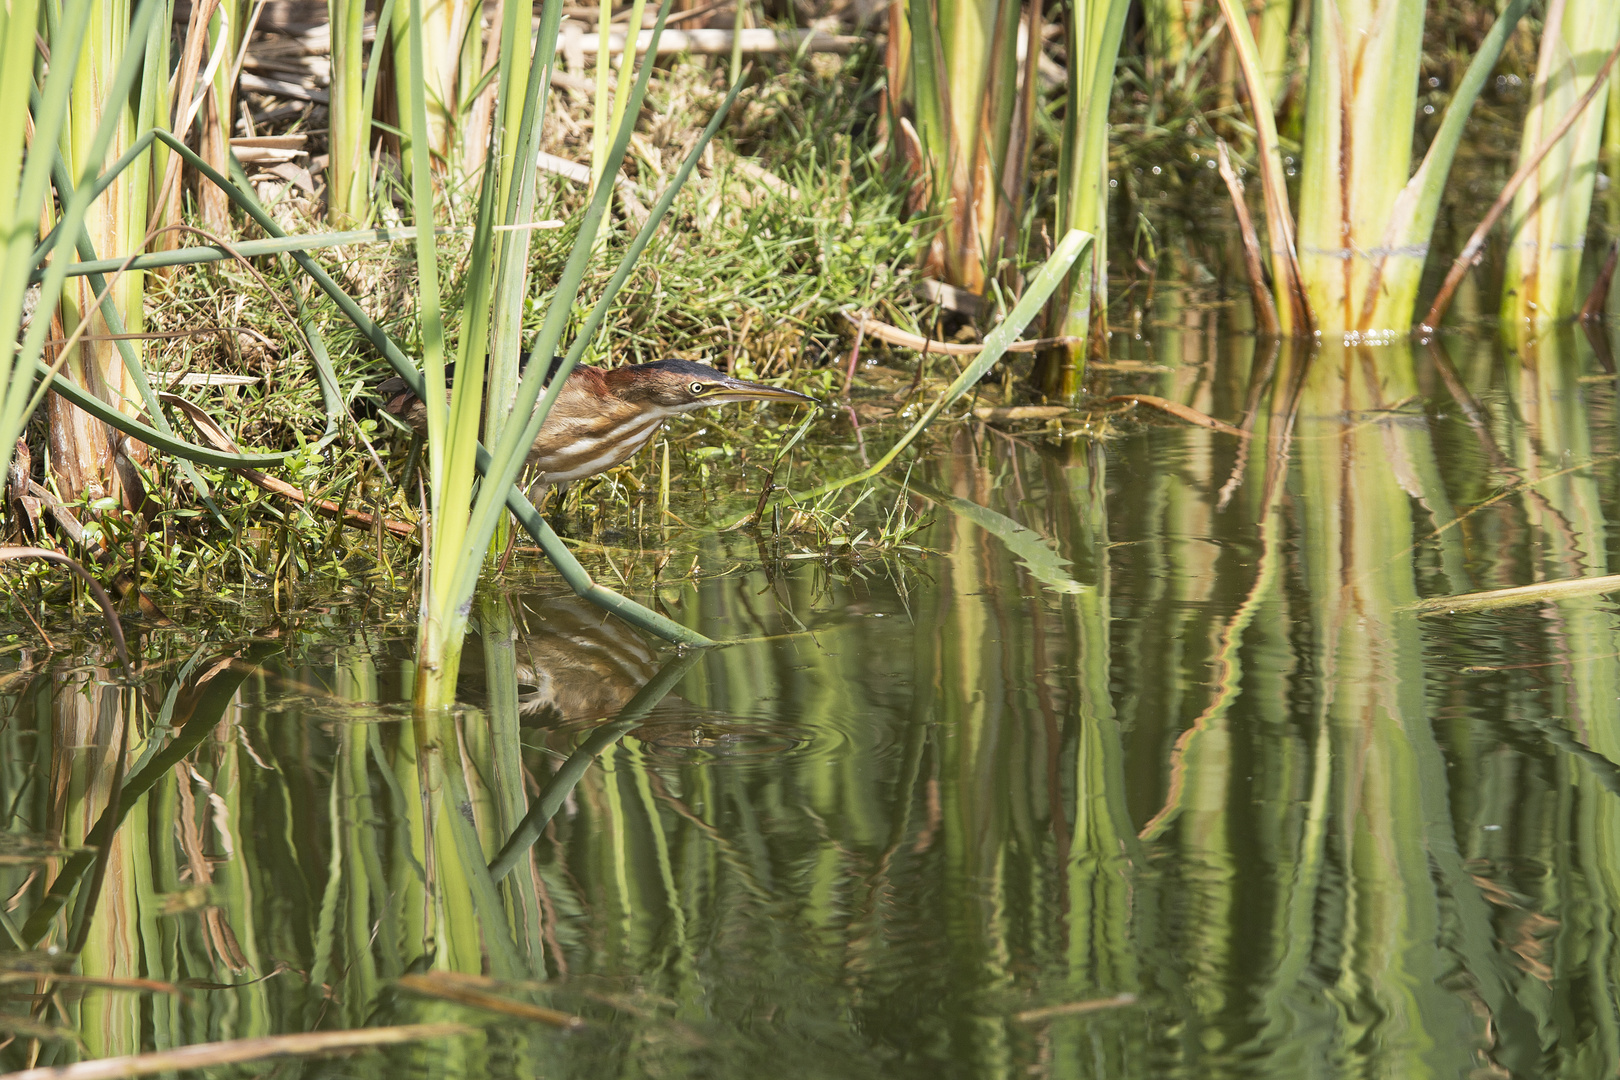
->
[327,0,397,224]
[893,0,1031,293]
[2,0,174,504]
[405,0,735,709]
[1220,0,1531,336]
[1033,0,1129,398]
[46,0,167,503]
[1500,0,1620,334]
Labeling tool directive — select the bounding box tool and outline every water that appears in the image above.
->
[5,325,1620,1077]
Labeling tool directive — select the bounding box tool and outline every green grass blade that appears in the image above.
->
[0,0,93,466]
[486,0,564,487]
[406,0,449,476]
[31,226,508,280]
[447,0,675,608]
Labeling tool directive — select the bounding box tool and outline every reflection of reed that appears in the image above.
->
[0,647,275,1071]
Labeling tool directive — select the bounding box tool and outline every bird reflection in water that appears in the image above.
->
[506,593,665,726]
[472,594,802,760]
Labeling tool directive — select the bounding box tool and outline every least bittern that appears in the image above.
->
[381,358,816,487]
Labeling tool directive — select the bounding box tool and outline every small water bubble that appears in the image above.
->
[1428,76,1440,88]
[1151,165,1161,175]
[1109,178,1118,187]
[1483,824,1502,831]
[1206,159,1216,168]
[1286,168,1297,177]
[1423,104,1435,115]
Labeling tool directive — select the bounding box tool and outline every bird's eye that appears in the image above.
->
[690,382,706,394]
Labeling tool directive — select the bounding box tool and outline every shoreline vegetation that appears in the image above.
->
[0,0,1616,634]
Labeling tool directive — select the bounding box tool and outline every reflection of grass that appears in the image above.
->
[909,481,1083,594]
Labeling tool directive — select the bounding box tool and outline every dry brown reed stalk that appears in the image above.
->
[151,0,223,253]
[1102,395,1250,437]
[1213,0,1310,333]
[1581,238,1619,321]
[1214,139,1280,336]
[1408,574,1620,614]
[838,310,1083,355]
[397,971,585,1030]
[0,1023,476,1079]
[1422,37,1620,331]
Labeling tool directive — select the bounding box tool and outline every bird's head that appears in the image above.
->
[607,359,817,413]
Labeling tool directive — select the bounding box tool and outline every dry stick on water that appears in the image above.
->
[1581,238,1620,322]
[1407,573,1620,615]
[1015,993,1138,1025]
[1214,139,1280,336]
[839,309,1083,355]
[0,1024,475,1080]
[398,972,584,1030]
[1422,38,1620,332]
[1103,395,1250,438]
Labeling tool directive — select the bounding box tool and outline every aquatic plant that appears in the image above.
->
[1219,0,1534,336]
[889,0,1032,294]
[1034,0,1130,397]
[1500,0,1620,334]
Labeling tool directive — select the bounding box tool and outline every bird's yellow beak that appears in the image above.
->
[711,378,818,405]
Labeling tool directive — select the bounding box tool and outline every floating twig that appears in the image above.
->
[0,1023,474,1079]
[1103,395,1249,437]
[1407,573,1620,615]
[1015,993,1138,1024]
[838,309,1083,356]
[398,972,585,1031]
[971,405,1070,422]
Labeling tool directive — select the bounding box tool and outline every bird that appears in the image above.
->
[380,357,816,488]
